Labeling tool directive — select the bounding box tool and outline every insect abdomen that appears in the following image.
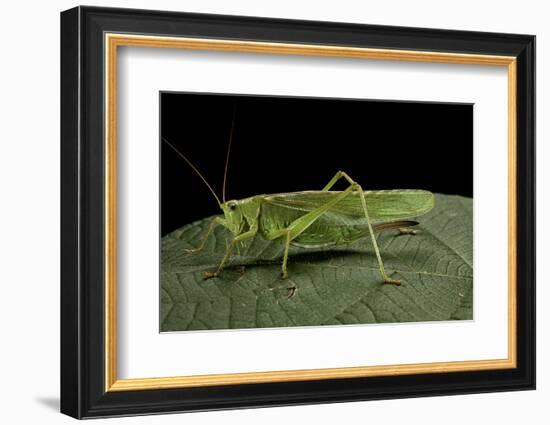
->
[291,221,368,247]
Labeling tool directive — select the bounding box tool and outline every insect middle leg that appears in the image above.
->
[281,230,292,280]
[322,171,401,285]
[265,184,357,279]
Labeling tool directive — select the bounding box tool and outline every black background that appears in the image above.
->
[161,92,472,236]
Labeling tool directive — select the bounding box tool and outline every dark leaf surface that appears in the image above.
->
[160,194,472,331]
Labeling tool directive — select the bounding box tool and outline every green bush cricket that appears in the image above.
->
[162,114,434,286]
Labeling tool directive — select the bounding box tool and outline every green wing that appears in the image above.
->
[263,189,434,221]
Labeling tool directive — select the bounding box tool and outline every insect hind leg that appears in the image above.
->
[322,170,359,191]
[324,171,401,285]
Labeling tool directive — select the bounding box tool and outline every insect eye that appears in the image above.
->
[228,203,237,210]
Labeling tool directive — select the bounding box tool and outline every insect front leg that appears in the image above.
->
[203,225,257,280]
[323,171,401,285]
[184,216,223,254]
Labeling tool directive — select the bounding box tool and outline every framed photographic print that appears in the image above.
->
[60,6,535,419]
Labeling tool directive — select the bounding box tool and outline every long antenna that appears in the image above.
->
[222,105,237,202]
[162,137,221,205]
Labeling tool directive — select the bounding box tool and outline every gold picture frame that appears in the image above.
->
[61,6,534,419]
[105,33,517,392]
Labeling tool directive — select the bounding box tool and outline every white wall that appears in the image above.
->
[0,1,545,424]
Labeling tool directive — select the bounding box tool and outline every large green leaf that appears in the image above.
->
[161,193,472,331]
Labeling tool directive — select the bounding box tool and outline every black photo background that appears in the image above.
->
[161,92,472,236]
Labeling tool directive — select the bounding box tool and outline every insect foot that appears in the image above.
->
[398,227,418,235]
[384,277,402,286]
[286,286,297,299]
[203,271,219,280]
